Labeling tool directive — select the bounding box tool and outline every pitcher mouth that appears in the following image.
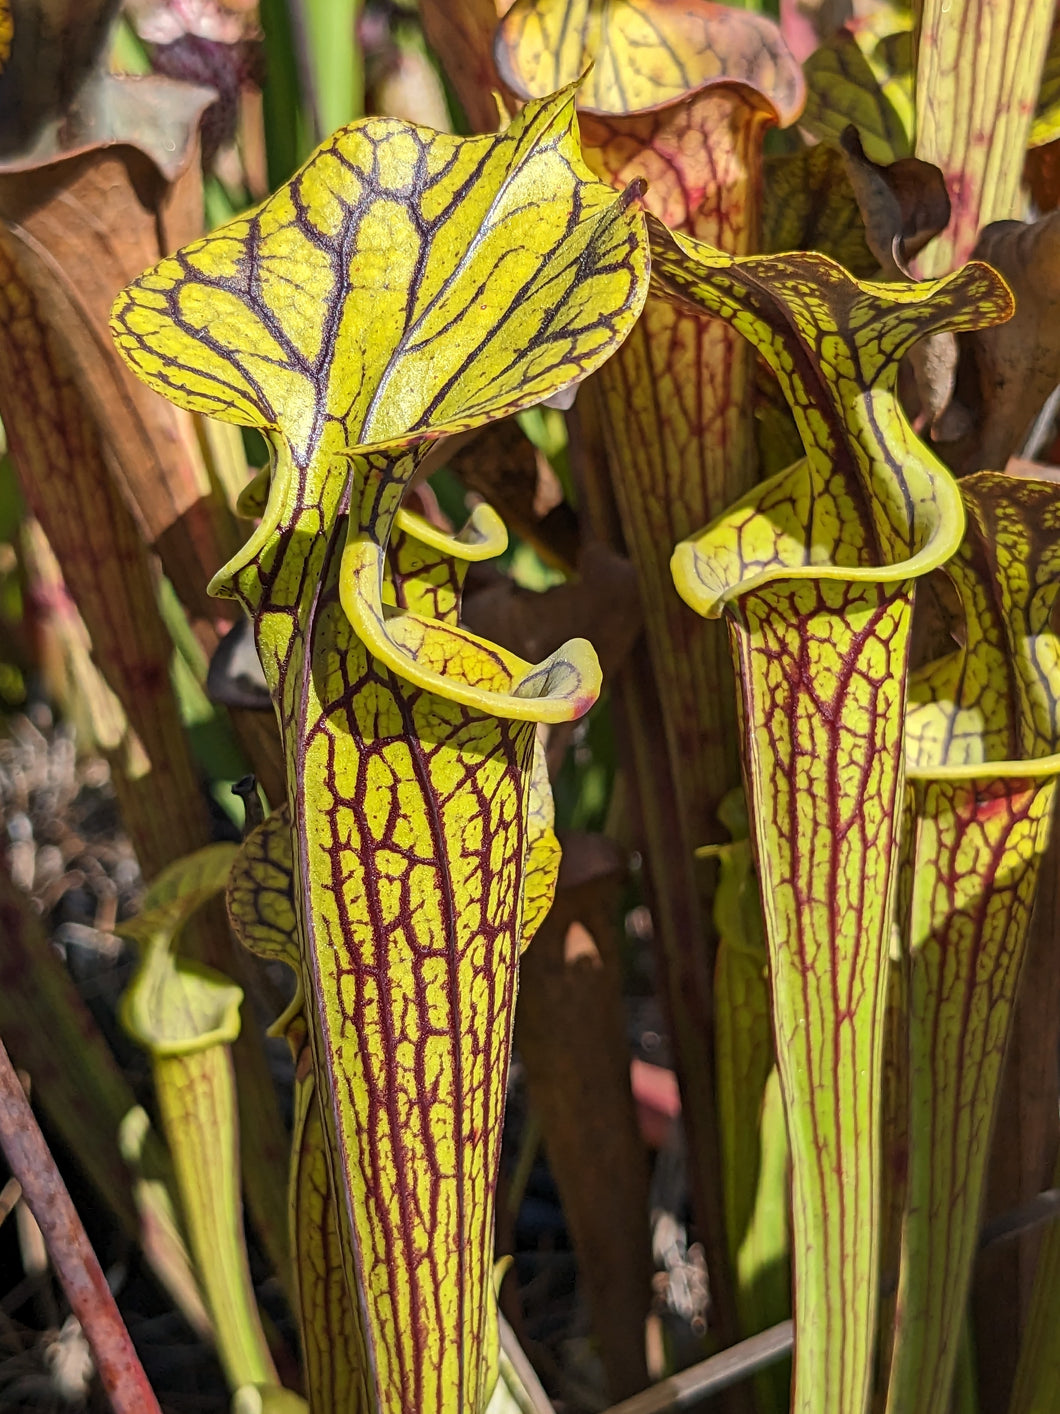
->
[207,439,602,724]
[671,454,966,622]
[340,531,601,724]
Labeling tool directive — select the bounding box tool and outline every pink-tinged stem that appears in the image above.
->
[0,1037,162,1414]
[914,0,1052,274]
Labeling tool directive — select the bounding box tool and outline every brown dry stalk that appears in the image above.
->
[0,1037,162,1414]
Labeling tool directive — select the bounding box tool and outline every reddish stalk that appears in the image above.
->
[0,1038,162,1414]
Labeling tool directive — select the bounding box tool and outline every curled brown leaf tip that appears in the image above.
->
[840,124,950,278]
[619,176,648,210]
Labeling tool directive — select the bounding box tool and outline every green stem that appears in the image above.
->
[154,1047,277,1392]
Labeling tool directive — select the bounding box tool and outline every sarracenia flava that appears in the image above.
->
[657,224,1013,1414]
[226,507,561,1413]
[117,844,279,1401]
[886,472,1060,1414]
[111,89,649,1414]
